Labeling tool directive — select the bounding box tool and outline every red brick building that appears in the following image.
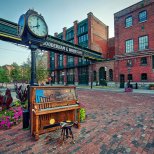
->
[49,12,114,85]
[114,0,154,88]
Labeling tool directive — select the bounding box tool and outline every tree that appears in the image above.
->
[10,63,21,83]
[36,61,49,84]
[21,60,31,84]
[0,67,10,87]
[36,50,49,84]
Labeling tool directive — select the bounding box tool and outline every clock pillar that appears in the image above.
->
[30,45,38,86]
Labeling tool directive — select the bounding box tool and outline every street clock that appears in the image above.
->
[27,14,48,38]
[18,9,48,45]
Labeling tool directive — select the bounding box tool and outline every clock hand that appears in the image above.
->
[33,25,38,28]
[36,18,41,29]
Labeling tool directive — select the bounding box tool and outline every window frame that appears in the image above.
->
[128,74,133,81]
[125,39,134,53]
[66,30,74,40]
[50,52,55,70]
[139,10,147,23]
[140,57,147,65]
[125,16,133,28]
[138,35,148,51]
[58,54,63,68]
[67,55,74,67]
[141,73,147,81]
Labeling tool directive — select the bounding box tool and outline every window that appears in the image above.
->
[50,52,55,70]
[78,57,89,65]
[128,74,133,81]
[79,23,87,34]
[58,54,63,67]
[78,34,88,43]
[66,30,74,40]
[141,57,147,65]
[127,59,133,67]
[67,69,75,84]
[125,39,134,53]
[139,35,148,50]
[125,16,132,27]
[67,55,74,67]
[109,69,113,81]
[139,10,147,22]
[152,55,154,69]
[57,34,63,40]
[141,73,147,81]
[69,39,74,44]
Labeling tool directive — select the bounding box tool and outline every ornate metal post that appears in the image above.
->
[30,45,38,86]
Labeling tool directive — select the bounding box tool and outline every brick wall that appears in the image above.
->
[89,13,108,58]
[95,60,115,81]
[115,56,154,82]
[115,1,154,55]
[107,37,115,59]
[114,0,154,83]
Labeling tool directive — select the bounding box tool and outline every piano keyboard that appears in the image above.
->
[39,104,79,111]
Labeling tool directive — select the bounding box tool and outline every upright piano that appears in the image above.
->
[30,86,80,140]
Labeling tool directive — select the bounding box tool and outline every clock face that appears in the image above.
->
[28,14,48,37]
[18,14,25,36]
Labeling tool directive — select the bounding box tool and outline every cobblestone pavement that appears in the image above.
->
[0,90,154,154]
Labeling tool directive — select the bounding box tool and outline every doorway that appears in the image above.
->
[120,74,125,88]
[99,67,106,86]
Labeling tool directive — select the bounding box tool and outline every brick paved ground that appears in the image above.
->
[0,90,154,154]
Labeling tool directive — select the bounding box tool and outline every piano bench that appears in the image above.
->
[61,122,74,142]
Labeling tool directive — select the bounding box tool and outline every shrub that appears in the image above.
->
[149,84,154,87]
[80,108,86,122]
[0,107,23,129]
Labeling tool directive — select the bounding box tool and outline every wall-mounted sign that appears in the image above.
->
[42,41,83,56]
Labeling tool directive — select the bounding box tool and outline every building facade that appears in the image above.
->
[114,0,154,88]
[48,0,154,88]
[49,12,114,85]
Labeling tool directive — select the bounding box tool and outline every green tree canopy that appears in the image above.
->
[10,63,21,82]
[0,67,10,86]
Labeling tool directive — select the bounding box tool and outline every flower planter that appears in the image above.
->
[125,88,133,92]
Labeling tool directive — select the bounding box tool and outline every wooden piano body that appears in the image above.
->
[30,86,80,140]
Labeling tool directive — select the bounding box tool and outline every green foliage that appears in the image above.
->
[4,110,14,117]
[149,84,154,87]
[21,60,31,83]
[36,52,49,83]
[0,109,14,119]
[14,101,21,107]
[0,67,10,84]
[80,108,86,122]
[10,63,22,82]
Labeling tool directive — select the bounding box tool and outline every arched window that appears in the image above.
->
[109,69,113,81]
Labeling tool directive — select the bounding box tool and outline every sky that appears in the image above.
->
[0,0,140,66]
